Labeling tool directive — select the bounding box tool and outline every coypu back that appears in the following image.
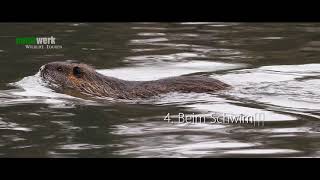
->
[40,61,231,99]
[129,76,231,98]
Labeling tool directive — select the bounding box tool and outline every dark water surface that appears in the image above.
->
[0,23,319,157]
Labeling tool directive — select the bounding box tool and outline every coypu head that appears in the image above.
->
[40,61,101,94]
[39,61,128,98]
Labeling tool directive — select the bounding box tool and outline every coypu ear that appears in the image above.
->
[73,66,83,78]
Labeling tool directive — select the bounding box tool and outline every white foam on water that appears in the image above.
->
[224,149,301,155]
[161,140,256,152]
[217,63,320,85]
[137,33,166,36]
[260,37,284,40]
[180,22,214,25]
[111,121,227,136]
[216,63,320,117]
[216,70,300,85]
[57,144,104,150]
[9,72,72,99]
[113,133,258,158]
[0,120,32,132]
[258,95,319,111]
[130,37,169,44]
[3,72,95,108]
[260,63,320,74]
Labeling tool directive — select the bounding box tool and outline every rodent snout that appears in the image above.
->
[39,65,46,72]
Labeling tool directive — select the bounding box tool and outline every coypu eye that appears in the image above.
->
[73,66,82,78]
[57,67,63,72]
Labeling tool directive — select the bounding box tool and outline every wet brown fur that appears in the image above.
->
[40,61,231,99]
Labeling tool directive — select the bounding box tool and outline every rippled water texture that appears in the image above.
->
[0,23,320,157]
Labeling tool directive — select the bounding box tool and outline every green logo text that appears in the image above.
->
[16,36,56,45]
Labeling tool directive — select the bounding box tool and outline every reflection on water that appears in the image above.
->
[0,23,320,157]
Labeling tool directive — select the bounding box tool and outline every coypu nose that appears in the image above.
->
[39,65,46,72]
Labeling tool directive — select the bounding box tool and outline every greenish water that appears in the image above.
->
[0,23,319,157]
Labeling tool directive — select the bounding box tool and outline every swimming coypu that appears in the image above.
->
[39,61,231,99]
